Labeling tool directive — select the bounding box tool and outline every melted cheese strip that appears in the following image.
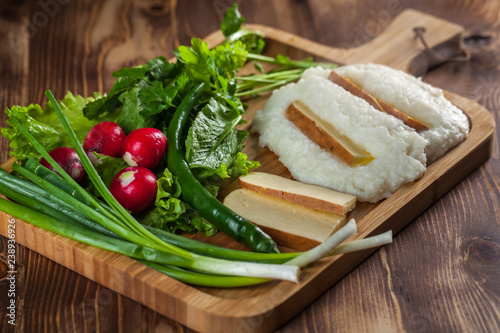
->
[327,70,429,132]
[286,100,374,166]
[302,64,470,163]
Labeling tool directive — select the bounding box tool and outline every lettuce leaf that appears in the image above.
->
[1,92,118,163]
[88,153,128,189]
[139,168,217,236]
[227,152,260,178]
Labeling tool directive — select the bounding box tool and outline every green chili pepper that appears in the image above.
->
[167,82,279,253]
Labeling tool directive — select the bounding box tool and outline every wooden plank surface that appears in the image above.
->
[0,0,499,332]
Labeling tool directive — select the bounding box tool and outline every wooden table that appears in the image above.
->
[0,0,499,332]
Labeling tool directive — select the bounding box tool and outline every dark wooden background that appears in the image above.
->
[0,0,499,332]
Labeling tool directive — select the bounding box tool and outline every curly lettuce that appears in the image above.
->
[1,92,119,163]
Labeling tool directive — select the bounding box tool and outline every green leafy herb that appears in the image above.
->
[227,152,260,178]
[185,98,244,171]
[222,4,265,54]
[137,81,178,118]
[177,38,248,89]
[83,56,182,132]
[221,4,245,37]
[220,4,337,97]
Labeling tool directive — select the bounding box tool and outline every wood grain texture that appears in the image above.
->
[0,0,499,332]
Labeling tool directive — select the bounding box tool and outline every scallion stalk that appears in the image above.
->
[329,230,393,256]
[140,261,269,288]
[0,197,272,286]
[0,170,300,281]
[286,219,357,267]
[6,108,302,282]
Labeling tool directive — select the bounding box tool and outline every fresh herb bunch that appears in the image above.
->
[0,5,394,287]
[1,4,335,237]
[220,4,337,97]
[80,37,258,235]
[2,21,257,236]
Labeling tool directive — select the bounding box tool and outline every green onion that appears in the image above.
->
[141,261,268,288]
[235,78,300,97]
[17,157,393,264]
[330,230,393,256]
[0,197,189,266]
[286,219,357,267]
[0,197,271,287]
[0,146,392,283]
[4,93,303,283]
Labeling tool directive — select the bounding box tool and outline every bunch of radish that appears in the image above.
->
[42,121,166,213]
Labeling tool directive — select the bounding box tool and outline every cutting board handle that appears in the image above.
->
[239,9,466,76]
[337,9,467,74]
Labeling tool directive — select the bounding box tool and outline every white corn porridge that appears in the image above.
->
[303,64,470,163]
[252,74,428,203]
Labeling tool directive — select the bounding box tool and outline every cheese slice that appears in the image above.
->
[327,70,429,131]
[286,100,374,166]
[224,188,346,251]
[239,172,356,215]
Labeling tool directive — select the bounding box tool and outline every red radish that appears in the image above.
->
[109,166,158,213]
[84,121,126,162]
[122,128,167,169]
[40,147,87,184]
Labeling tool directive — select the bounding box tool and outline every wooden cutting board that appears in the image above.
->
[0,9,495,333]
